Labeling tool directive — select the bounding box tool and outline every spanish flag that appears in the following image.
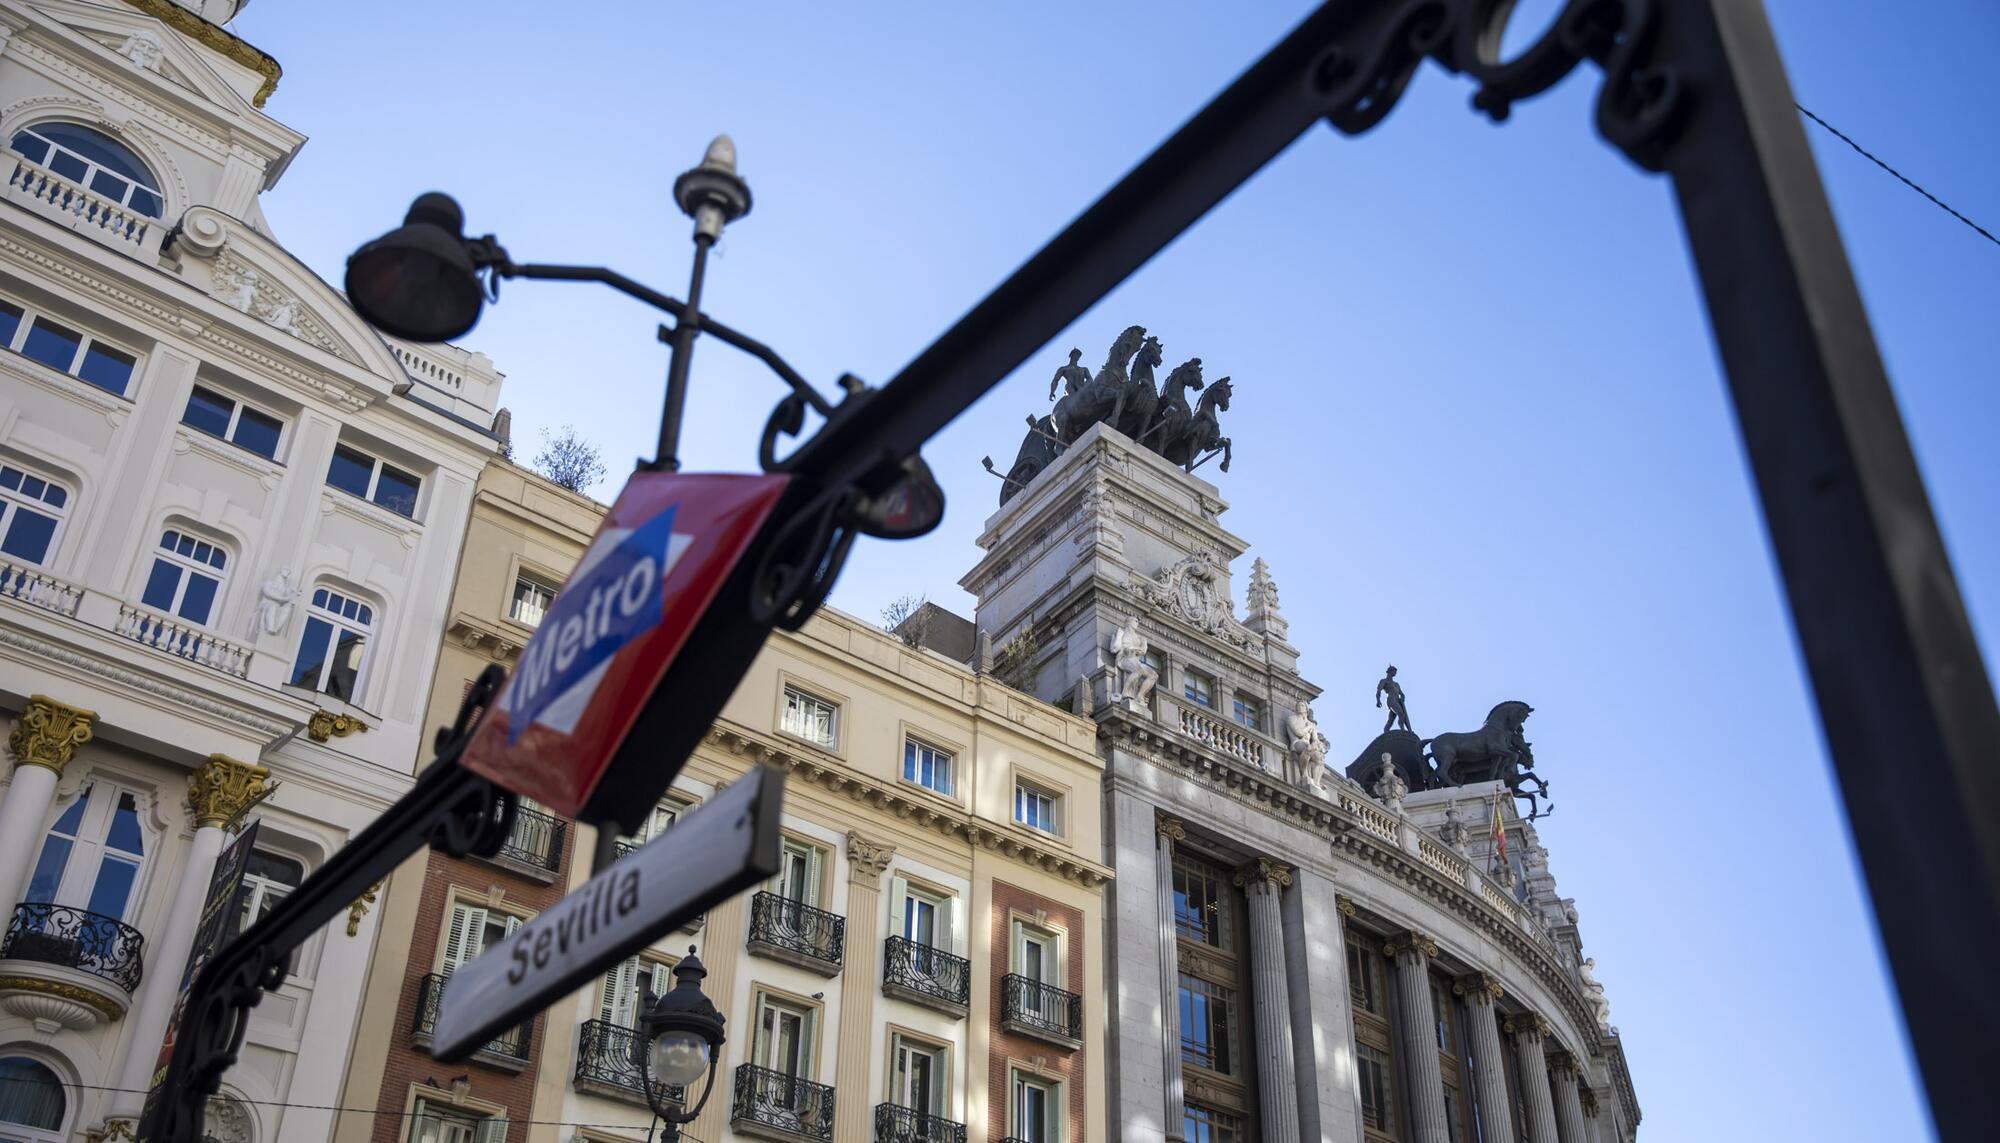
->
[1489,793,1508,865]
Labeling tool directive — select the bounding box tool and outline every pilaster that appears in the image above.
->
[832,831,896,1142]
[1285,865,1360,1141]
[1104,784,1172,1143]
[1234,858,1299,1142]
[687,891,747,1143]
[1155,813,1186,1142]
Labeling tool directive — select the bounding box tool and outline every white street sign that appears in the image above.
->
[432,765,784,1060]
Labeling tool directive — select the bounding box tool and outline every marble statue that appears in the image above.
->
[1439,799,1470,854]
[250,569,298,638]
[1285,699,1330,790]
[1371,751,1408,812]
[1375,664,1412,734]
[1579,957,1612,1026]
[1111,617,1158,708]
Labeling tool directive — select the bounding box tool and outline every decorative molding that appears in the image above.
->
[1335,893,1356,919]
[306,709,368,743]
[1382,930,1439,960]
[7,694,96,774]
[1154,811,1185,843]
[0,974,121,1020]
[1454,972,1505,1003]
[1132,552,1253,649]
[844,831,896,888]
[1230,857,1293,890]
[708,727,1112,888]
[1580,1088,1600,1116]
[345,878,384,937]
[0,624,295,737]
[83,1117,137,1143]
[116,0,281,107]
[1176,941,1234,982]
[186,753,274,829]
[1546,1049,1580,1079]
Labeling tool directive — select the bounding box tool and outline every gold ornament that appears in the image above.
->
[118,0,281,106]
[1335,894,1357,919]
[83,1118,137,1143]
[346,878,386,937]
[0,974,122,1020]
[306,709,369,742]
[186,755,275,830]
[7,695,96,775]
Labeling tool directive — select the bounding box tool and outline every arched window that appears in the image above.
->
[24,781,148,921]
[0,1056,66,1143]
[289,586,374,701]
[0,461,69,566]
[140,529,229,626]
[8,122,162,217]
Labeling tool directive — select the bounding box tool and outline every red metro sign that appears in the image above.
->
[460,471,789,817]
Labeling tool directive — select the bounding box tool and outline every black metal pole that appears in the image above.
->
[654,233,714,471]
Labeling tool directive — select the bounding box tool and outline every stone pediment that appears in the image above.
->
[1133,552,1252,648]
[34,0,270,115]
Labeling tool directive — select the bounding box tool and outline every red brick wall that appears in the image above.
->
[368,839,575,1143]
[987,880,1088,1141]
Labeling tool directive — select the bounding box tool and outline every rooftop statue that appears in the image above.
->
[982,414,1063,506]
[1375,664,1413,734]
[1423,700,1553,820]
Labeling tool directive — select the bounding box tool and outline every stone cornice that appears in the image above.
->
[0,623,297,738]
[706,726,1112,888]
[117,0,281,108]
[1602,1031,1641,1126]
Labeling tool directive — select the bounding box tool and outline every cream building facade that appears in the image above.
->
[0,3,502,1142]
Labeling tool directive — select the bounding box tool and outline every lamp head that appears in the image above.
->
[345,193,488,342]
[674,135,753,241]
[642,950,726,1090]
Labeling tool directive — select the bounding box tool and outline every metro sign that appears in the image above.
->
[460,470,789,817]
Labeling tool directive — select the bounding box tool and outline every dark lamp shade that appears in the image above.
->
[344,193,486,342]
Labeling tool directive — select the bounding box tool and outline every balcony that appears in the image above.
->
[0,559,83,617]
[1001,974,1082,1048]
[572,1019,685,1109]
[874,1104,966,1143]
[0,903,144,1030]
[411,973,531,1071]
[731,1064,834,1142]
[3,153,164,256]
[486,805,566,881]
[746,892,844,977]
[882,936,969,1017]
[113,602,253,678]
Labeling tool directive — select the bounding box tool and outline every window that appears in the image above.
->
[1347,932,1385,1015]
[780,685,837,748]
[1357,1044,1397,1136]
[8,123,163,216]
[622,794,690,848]
[0,462,68,565]
[1231,692,1263,732]
[0,1057,66,1143]
[1183,669,1216,708]
[902,737,954,796]
[234,849,305,934]
[1009,1071,1059,1143]
[290,587,373,700]
[140,529,228,625]
[903,885,946,948]
[1183,1103,1244,1143]
[326,442,421,518]
[1013,921,1059,987]
[508,574,556,627]
[0,298,138,396]
[1172,854,1234,950]
[599,955,673,1027]
[440,902,519,977]
[1179,974,1238,1073]
[1014,779,1060,835]
[408,1098,506,1143]
[181,385,283,460]
[772,839,825,907]
[751,994,815,1080]
[25,783,147,920]
[890,1035,947,1119]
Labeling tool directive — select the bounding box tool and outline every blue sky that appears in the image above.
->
[236,2,1997,1138]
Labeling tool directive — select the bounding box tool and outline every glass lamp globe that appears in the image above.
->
[649,1028,710,1087]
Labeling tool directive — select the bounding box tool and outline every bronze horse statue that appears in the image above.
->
[1142,357,1203,453]
[1052,325,1147,444]
[1425,700,1552,818]
[1115,334,1164,441]
[1167,376,1233,472]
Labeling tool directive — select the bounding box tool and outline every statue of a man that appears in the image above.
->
[1048,347,1090,401]
[1375,664,1412,734]
[1579,957,1612,1026]
[1111,617,1158,707]
[1371,751,1409,812]
[249,568,298,639]
[1285,699,1329,789]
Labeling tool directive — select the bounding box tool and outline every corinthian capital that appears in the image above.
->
[845,830,897,888]
[7,695,96,775]
[1155,812,1186,843]
[1382,930,1440,960]
[1504,1012,1553,1042]
[186,755,275,830]
[1454,972,1504,1003]
[1546,1049,1580,1079]
[1231,857,1294,890]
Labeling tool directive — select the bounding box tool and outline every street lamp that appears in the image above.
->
[634,950,726,1141]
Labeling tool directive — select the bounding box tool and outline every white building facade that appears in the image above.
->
[965,416,1642,1143]
[0,4,501,1143]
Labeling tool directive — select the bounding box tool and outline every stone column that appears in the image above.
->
[0,697,96,907]
[1580,1087,1605,1143]
[1382,931,1449,1143]
[1155,814,1186,1142]
[1234,859,1299,1143]
[1505,1015,1561,1143]
[1548,1051,1590,1143]
[105,756,274,1121]
[832,831,897,1143]
[1455,974,1515,1143]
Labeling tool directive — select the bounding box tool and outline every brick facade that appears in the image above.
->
[988,878,1088,1141]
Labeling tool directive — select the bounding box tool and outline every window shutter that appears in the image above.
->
[473,1117,508,1143]
[441,905,485,976]
[806,845,824,908]
[502,914,521,939]
[945,895,966,958]
[888,874,909,938]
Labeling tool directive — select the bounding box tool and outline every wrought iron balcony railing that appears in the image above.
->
[573,1019,685,1107]
[882,936,969,1013]
[1000,974,1082,1045]
[732,1064,834,1140]
[873,1103,966,1143]
[412,973,530,1062]
[2,902,145,993]
[746,891,844,974]
[495,805,566,872]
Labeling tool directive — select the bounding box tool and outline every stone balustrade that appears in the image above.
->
[5,154,161,255]
[1172,699,1266,768]
[114,602,253,678]
[0,559,84,617]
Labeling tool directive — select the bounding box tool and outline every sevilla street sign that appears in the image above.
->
[460,470,788,818]
[432,764,784,1060]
